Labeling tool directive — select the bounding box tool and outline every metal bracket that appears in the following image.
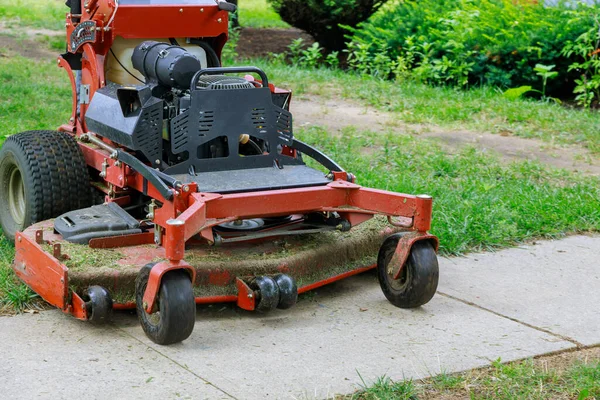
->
[80,84,90,104]
[100,158,109,178]
[154,224,163,246]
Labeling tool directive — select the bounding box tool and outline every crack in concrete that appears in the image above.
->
[437,291,584,348]
[117,327,238,400]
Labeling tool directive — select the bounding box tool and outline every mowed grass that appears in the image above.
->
[0,0,65,30]
[245,60,600,154]
[238,0,289,29]
[346,357,600,399]
[0,57,71,137]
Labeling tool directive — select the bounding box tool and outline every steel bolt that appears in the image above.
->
[183,185,190,193]
[179,8,183,12]
[143,302,148,310]
[217,18,222,23]
[248,293,254,299]
[17,236,21,243]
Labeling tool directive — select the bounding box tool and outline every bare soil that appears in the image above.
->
[236,27,313,59]
[0,33,56,60]
[291,94,600,176]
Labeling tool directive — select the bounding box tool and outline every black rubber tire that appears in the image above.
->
[273,274,298,310]
[136,264,196,345]
[0,130,91,242]
[250,276,280,312]
[377,236,439,308]
[84,286,113,324]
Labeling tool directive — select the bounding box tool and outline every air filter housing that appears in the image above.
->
[195,75,255,90]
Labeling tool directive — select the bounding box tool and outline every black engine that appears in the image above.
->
[85,41,294,173]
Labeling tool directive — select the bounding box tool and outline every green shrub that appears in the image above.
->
[267,0,388,51]
[348,0,600,97]
[562,9,600,108]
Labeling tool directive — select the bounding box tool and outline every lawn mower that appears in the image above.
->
[0,0,439,345]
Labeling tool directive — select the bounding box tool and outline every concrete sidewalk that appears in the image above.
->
[0,235,598,399]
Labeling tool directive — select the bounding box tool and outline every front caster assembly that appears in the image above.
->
[84,285,113,324]
[136,263,196,345]
[377,236,439,308]
[250,276,280,312]
[249,274,298,312]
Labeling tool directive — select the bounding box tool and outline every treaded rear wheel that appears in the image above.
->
[0,130,91,241]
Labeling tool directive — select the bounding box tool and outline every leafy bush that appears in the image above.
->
[562,10,600,107]
[283,39,340,69]
[347,0,600,97]
[267,0,388,51]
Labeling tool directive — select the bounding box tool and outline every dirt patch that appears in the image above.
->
[421,128,600,176]
[236,27,313,59]
[0,33,56,60]
[0,21,63,38]
[291,94,600,176]
[292,95,397,135]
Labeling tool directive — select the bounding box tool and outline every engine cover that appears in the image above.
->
[85,84,163,168]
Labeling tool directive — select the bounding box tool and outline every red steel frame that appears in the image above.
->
[12,0,439,320]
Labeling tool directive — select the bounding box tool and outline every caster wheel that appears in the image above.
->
[250,276,280,312]
[273,274,298,310]
[84,286,113,325]
[136,264,196,345]
[377,236,439,308]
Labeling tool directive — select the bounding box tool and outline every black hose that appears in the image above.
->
[189,39,221,67]
[247,139,263,155]
[110,49,145,84]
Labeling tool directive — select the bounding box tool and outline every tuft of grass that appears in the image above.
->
[0,230,37,312]
[299,127,600,255]
[238,0,289,29]
[353,373,416,400]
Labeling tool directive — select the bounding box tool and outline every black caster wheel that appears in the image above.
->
[273,274,298,310]
[84,285,113,325]
[377,236,439,308]
[136,263,196,345]
[250,276,280,312]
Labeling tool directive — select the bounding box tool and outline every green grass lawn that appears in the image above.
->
[348,356,600,399]
[0,0,65,30]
